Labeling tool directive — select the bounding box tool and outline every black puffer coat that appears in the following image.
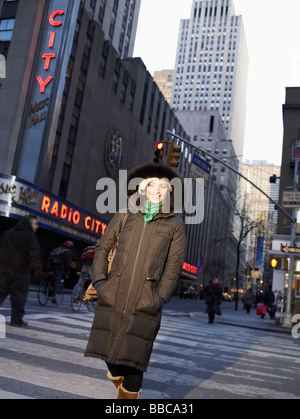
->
[85,164,186,372]
[0,216,42,273]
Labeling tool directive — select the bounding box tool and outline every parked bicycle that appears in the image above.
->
[71,271,95,313]
[38,270,64,306]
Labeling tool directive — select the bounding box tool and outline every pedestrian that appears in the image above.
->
[49,241,73,304]
[0,215,42,327]
[85,163,186,399]
[243,287,254,314]
[203,278,223,323]
[261,285,275,319]
[80,245,95,277]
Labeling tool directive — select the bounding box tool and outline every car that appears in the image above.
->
[222,292,233,302]
[179,286,198,300]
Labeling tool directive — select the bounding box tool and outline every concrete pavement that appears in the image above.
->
[163,297,292,335]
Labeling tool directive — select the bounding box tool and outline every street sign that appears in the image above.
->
[189,154,212,188]
[281,244,300,254]
[292,146,300,159]
[282,191,300,208]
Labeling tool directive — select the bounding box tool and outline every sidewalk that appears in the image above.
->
[163,300,292,335]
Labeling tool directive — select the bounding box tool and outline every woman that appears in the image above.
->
[85,163,186,399]
[243,287,254,314]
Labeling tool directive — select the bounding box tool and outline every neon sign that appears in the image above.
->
[182,262,198,275]
[41,195,107,235]
[0,173,107,243]
[36,9,65,93]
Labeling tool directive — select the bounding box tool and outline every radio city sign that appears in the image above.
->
[17,0,79,183]
[36,9,65,94]
[0,173,107,243]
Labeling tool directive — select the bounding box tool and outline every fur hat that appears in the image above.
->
[127,163,183,216]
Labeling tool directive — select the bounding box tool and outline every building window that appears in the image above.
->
[0,18,14,41]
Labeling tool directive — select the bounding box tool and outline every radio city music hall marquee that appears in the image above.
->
[0,173,107,243]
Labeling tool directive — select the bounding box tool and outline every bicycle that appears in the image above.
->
[71,271,96,313]
[38,270,65,307]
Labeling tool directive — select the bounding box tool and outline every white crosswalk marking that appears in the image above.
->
[0,312,299,399]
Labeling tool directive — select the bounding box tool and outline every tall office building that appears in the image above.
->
[153,69,173,103]
[170,0,248,160]
[241,161,280,283]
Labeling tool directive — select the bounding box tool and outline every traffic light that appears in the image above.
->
[167,143,181,167]
[153,142,165,164]
[271,258,278,268]
[270,174,277,183]
[271,258,281,269]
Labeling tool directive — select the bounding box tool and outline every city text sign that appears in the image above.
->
[282,191,300,208]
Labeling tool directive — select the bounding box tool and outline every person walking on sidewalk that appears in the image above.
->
[243,287,255,314]
[204,278,223,323]
[0,216,42,327]
[85,163,186,399]
[261,285,275,319]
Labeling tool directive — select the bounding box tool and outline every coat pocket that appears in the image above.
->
[135,280,161,315]
[97,274,120,308]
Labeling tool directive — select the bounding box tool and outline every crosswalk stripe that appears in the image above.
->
[0,312,299,399]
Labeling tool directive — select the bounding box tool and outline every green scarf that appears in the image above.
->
[143,200,162,223]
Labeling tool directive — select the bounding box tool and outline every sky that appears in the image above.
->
[133,0,300,166]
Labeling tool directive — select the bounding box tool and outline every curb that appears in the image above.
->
[164,311,292,335]
[219,320,291,335]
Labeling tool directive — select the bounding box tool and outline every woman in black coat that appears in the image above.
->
[85,164,186,399]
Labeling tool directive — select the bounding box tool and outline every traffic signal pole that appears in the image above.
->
[166,130,296,328]
[282,156,298,328]
[166,130,294,222]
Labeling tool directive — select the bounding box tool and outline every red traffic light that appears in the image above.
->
[154,142,165,164]
[155,142,164,150]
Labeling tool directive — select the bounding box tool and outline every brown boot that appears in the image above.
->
[107,371,124,389]
[116,384,141,399]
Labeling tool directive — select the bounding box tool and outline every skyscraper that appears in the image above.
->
[170,0,248,160]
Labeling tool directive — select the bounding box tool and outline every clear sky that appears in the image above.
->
[133,0,300,166]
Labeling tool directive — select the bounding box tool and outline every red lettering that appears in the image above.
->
[42,53,56,70]
[101,223,107,236]
[48,31,56,48]
[182,262,189,271]
[37,75,53,93]
[84,216,91,230]
[60,204,68,220]
[68,208,73,222]
[95,220,101,234]
[50,201,59,217]
[73,211,80,225]
[41,196,51,213]
[49,10,64,27]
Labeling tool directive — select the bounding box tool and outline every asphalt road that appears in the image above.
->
[0,291,299,400]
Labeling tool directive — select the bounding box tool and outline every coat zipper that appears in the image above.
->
[122,221,147,316]
[110,221,147,363]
